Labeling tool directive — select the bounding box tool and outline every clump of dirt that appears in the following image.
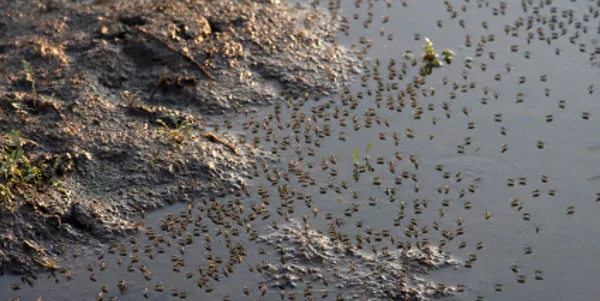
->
[0,0,356,274]
[259,221,459,301]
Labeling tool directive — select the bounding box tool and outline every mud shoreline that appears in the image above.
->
[0,0,356,274]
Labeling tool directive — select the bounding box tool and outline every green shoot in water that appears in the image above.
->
[352,149,359,165]
[352,142,374,165]
[422,37,441,67]
[365,143,374,158]
[441,49,454,64]
[420,37,454,76]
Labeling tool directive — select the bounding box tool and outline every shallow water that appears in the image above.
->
[3,0,600,300]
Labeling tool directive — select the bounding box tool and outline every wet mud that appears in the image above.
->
[0,0,355,274]
[259,220,458,301]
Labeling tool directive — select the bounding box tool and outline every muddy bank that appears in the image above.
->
[0,0,355,274]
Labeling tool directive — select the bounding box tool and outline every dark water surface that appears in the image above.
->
[3,0,600,300]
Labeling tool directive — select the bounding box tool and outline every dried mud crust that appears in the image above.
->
[0,0,356,274]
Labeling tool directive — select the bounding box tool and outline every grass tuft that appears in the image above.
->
[21,60,37,108]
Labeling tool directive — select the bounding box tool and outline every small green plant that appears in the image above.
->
[120,90,141,107]
[351,143,375,182]
[420,37,454,76]
[422,37,441,67]
[156,115,192,144]
[1,147,25,182]
[352,149,359,165]
[441,49,454,64]
[365,142,374,158]
[0,185,14,203]
[0,130,43,205]
[1,130,25,183]
[21,60,37,108]
[352,142,374,165]
[8,129,21,148]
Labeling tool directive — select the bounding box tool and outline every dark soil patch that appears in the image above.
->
[0,0,356,274]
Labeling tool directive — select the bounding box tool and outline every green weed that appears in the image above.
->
[422,37,441,68]
[365,142,374,158]
[120,90,141,107]
[21,60,37,108]
[352,142,374,165]
[441,49,454,64]
[156,115,192,145]
[352,143,375,182]
[420,37,454,76]
[352,149,359,165]
[0,130,43,206]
